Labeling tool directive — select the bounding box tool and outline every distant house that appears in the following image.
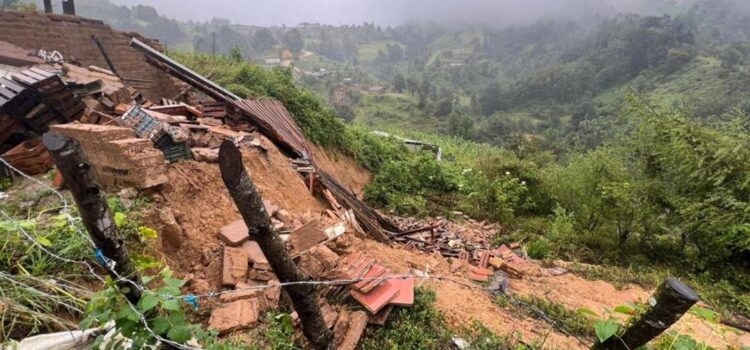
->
[367,86,385,94]
[371,131,443,160]
[264,58,281,65]
[279,49,293,61]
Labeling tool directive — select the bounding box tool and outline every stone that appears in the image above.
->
[208,299,261,335]
[450,259,466,273]
[368,305,394,326]
[264,280,281,308]
[297,245,339,278]
[219,220,249,247]
[190,279,210,294]
[339,311,368,350]
[289,218,327,253]
[158,209,183,251]
[263,199,278,217]
[333,309,350,345]
[321,303,338,329]
[219,282,261,302]
[241,240,268,265]
[221,247,248,287]
[275,209,293,226]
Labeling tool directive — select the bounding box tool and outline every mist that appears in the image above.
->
[108,0,698,27]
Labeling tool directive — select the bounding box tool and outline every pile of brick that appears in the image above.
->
[0,139,53,175]
[49,123,168,189]
[212,201,415,349]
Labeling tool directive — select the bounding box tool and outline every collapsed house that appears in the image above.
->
[0,10,538,349]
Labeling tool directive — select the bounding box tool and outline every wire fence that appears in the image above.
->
[0,157,592,349]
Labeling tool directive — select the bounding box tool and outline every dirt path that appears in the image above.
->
[339,235,749,349]
[510,267,750,349]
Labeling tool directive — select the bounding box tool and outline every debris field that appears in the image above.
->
[1,10,748,350]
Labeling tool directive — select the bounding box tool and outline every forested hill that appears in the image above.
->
[22,0,750,152]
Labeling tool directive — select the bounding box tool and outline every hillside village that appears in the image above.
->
[1,1,750,350]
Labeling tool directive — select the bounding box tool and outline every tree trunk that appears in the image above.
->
[218,140,334,350]
[593,278,699,350]
[43,132,142,304]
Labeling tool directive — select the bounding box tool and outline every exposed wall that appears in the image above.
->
[0,11,179,100]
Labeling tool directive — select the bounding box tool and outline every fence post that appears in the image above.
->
[593,277,699,350]
[43,132,142,304]
[218,140,334,350]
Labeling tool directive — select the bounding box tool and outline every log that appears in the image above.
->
[218,140,334,350]
[593,278,699,350]
[43,132,142,304]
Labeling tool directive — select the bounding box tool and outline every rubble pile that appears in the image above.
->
[391,215,530,283]
[211,205,415,347]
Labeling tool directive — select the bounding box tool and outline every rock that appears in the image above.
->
[241,240,268,265]
[118,187,137,199]
[221,247,248,287]
[321,303,338,329]
[263,199,278,217]
[548,267,568,276]
[333,309,350,346]
[202,249,213,266]
[158,209,183,251]
[298,245,339,278]
[275,209,293,226]
[191,148,219,162]
[219,281,261,302]
[264,280,281,308]
[450,259,466,273]
[190,279,210,294]
[219,220,249,247]
[339,311,368,350]
[208,298,261,335]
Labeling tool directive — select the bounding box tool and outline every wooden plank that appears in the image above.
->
[19,70,46,82]
[0,77,24,93]
[28,67,54,78]
[0,86,16,101]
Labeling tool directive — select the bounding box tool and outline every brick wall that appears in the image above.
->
[0,11,179,101]
[49,123,168,189]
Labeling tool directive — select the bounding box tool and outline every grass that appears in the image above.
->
[564,262,750,320]
[361,287,533,350]
[509,295,594,340]
[0,178,157,342]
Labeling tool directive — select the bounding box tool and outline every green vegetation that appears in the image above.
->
[361,288,529,350]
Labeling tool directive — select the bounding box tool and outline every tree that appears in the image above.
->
[283,29,304,52]
[0,0,18,9]
[253,28,277,52]
[392,73,406,93]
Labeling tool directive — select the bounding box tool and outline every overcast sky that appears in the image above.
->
[108,0,692,27]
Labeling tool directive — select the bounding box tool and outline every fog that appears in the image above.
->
[108,0,697,27]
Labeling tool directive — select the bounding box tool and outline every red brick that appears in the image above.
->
[339,311,368,350]
[208,298,260,334]
[241,240,268,265]
[221,247,248,287]
[219,220,249,246]
[218,281,261,302]
[388,276,414,306]
[368,305,394,326]
[350,279,399,314]
[353,264,387,293]
[469,272,490,282]
[289,218,327,252]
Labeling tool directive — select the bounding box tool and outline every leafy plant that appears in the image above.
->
[81,268,211,348]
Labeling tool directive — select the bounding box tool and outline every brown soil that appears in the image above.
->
[143,135,328,292]
[134,135,747,349]
[510,265,750,348]
[309,144,372,198]
[339,236,586,349]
